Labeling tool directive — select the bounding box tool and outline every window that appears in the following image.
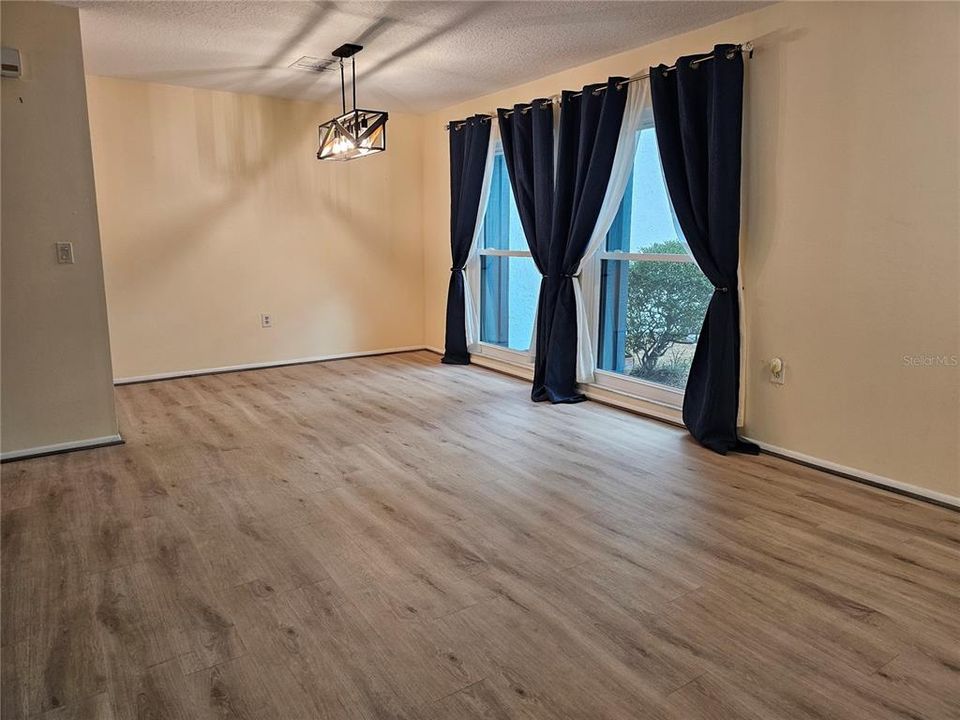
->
[478,152,539,353]
[596,127,713,396]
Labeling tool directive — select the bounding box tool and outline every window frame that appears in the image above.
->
[466,121,709,412]
[475,146,536,362]
[589,252,699,410]
[586,120,700,408]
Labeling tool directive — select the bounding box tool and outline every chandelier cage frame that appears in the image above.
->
[317,43,389,161]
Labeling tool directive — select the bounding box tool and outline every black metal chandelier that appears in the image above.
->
[317,43,388,161]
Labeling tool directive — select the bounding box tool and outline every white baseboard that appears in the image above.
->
[113,346,428,385]
[110,346,958,510]
[1,434,124,462]
[471,353,956,509]
[742,436,960,510]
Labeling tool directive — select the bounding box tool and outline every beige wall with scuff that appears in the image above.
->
[421,1,959,498]
[1,2,119,455]
[86,76,424,380]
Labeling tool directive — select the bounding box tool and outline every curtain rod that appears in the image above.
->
[445,41,753,131]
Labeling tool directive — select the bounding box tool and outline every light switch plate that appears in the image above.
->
[56,242,75,264]
[1,47,21,79]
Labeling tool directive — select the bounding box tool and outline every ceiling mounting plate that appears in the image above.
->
[332,43,363,59]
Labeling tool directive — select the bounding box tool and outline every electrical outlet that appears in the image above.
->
[55,242,75,264]
[260,313,273,328]
[769,357,785,385]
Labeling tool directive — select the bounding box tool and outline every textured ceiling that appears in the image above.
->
[75,1,762,113]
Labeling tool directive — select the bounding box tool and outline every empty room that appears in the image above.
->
[2,0,958,718]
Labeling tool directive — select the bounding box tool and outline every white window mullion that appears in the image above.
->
[591,124,715,402]
[478,151,537,355]
[478,249,533,258]
[597,251,694,264]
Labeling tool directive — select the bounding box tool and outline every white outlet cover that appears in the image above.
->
[770,359,785,385]
[55,242,75,264]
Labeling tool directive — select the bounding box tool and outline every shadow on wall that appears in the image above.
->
[739,25,806,406]
[102,82,401,336]
[741,26,806,285]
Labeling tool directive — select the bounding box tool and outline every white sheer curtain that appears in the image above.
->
[464,122,497,350]
[572,78,652,383]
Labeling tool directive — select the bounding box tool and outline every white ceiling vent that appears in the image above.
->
[288,56,335,73]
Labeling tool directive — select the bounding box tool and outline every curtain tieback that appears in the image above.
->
[450,266,464,272]
[714,285,730,293]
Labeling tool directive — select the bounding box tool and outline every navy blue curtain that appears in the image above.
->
[536,78,628,402]
[650,45,758,454]
[442,115,491,365]
[497,99,554,399]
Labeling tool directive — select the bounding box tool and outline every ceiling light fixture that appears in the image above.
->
[317,43,388,162]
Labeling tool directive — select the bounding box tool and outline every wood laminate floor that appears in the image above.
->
[2,351,958,719]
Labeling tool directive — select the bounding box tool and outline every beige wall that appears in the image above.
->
[421,2,959,499]
[1,2,119,455]
[86,76,424,380]
[80,2,958,499]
